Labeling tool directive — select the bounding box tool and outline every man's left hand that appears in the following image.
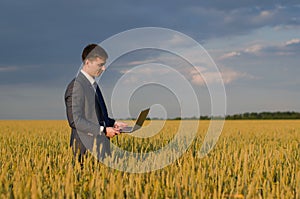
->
[114,121,127,130]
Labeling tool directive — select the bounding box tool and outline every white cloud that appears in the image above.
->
[250,10,275,25]
[220,68,250,84]
[121,75,139,84]
[119,64,175,84]
[219,51,241,60]
[218,37,300,60]
[244,44,263,53]
[168,34,189,46]
[189,66,248,85]
[216,37,300,61]
[285,38,300,46]
[218,44,264,60]
[260,10,272,18]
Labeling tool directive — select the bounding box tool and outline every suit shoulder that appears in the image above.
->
[65,73,90,98]
[65,78,75,97]
[67,78,76,88]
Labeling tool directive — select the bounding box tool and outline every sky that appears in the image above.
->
[0,0,299,119]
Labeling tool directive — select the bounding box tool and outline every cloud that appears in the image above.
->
[0,66,19,72]
[124,59,157,66]
[187,3,299,41]
[190,66,249,85]
[0,1,300,119]
[168,34,190,47]
[250,10,275,25]
[0,1,298,72]
[260,10,272,18]
[285,38,300,46]
[280,38,300,55]
[120,65,170,76]
[218,44,263,60]
[244,44,263,54]
[219,38,300,59]
[112,37,257,87]
[219,51,241,60]
[118,63,173,84]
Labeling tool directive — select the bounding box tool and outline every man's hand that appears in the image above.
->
[114,121,128,131]
[105,127,120,138]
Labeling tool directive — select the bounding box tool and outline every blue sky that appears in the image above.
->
[0,1,299,119]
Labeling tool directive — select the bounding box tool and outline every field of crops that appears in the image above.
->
[0,120,299,198]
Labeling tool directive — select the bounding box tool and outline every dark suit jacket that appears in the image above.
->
[65,72,115,160]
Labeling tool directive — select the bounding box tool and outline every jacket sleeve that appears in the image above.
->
[107,117,116,127]
[64,79,76,129]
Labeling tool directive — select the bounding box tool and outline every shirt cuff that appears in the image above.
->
[100,126,105,134]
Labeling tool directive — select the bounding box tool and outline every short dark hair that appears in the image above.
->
[81,44,108,62]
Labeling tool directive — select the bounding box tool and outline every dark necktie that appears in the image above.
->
[93,82,109,126]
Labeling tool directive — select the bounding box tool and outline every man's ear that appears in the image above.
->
[84,59,90,67]
[82,60,89,71]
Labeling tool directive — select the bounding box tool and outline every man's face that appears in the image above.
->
[85,57,106,78]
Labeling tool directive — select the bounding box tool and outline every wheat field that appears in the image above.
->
[0,120,299,198]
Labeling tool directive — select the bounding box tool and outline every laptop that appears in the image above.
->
[120,108,150,133]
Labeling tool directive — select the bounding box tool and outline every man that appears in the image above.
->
[65,44,126,162]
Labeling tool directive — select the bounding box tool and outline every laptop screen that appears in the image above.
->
[135,108,150,127]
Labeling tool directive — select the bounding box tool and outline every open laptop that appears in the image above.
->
[120,108,150,133]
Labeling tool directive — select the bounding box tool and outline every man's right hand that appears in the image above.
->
[105,127,120,138]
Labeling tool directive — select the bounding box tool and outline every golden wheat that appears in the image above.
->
[0,120,299,198]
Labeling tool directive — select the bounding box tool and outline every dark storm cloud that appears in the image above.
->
[0,0,299,85]
[0,0,300,119]
[2,1,299,49]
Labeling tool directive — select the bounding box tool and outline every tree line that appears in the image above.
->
[166,111,300,120]
[224,111,300,120]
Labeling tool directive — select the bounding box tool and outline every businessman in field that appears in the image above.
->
[65,44,126,162]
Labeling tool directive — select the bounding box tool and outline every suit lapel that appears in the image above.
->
[77,72,105,125]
